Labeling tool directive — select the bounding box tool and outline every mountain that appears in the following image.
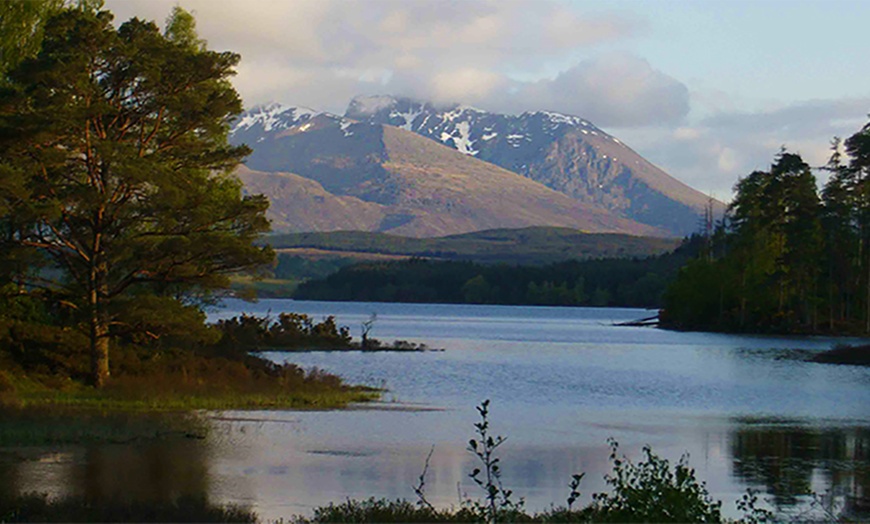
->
[345,95,723,235]
[230,104,666,238]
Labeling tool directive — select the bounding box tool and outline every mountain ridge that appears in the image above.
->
[345,95,723,235]
[229,105,668,237]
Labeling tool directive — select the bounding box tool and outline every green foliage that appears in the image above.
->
[0,0,64,80]
[164,5,206,52]
[213,313,352,352]
[274,254,358,281]
[0,5,272,385]
[301,498,473,523]
[466,400,525,522]
[589,439,722,523]
[736,489,775,524]
[299,401,797,524]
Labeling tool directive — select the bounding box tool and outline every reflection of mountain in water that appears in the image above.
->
[730,422,870,519]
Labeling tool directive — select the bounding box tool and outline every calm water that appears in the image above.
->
[4,300,870,520]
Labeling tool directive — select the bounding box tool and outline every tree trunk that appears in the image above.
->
[89,260,110,387]
[90,313,110,388]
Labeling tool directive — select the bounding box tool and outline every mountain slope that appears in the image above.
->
[230,104,666,237]
[236,165,386,232]
[346,96,723,235]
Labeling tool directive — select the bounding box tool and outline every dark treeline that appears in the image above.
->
[662,119,870,334]
[293,238,702,307]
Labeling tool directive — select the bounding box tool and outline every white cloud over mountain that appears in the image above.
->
[105,0,667,126]
[105,0,870,200]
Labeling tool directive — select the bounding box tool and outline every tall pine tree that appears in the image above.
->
[0,7,272,387]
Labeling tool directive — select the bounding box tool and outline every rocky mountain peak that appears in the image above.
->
[229,96,722,237]
[231,103,321,134]
[341,95,721,235]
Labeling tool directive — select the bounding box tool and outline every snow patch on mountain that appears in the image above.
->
[340,120,354,137]
[453,121,476,155]
[232,104,320,134]
[535,110,593,128]
[390,108,422,131]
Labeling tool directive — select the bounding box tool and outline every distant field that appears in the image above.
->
[266,226,681,265]
[275,248,413,262]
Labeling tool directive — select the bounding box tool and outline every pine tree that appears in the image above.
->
[0,7,272,387]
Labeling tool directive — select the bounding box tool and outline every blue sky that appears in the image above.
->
[612,0,870,110]
[106,0,870,201]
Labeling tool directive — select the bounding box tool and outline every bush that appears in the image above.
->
[588,439,722,522]
[213,313,353,353]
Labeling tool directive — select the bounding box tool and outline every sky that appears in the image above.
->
[105,0,870,201]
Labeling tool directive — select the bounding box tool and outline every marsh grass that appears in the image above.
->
[0,325,378,415]
[1,367,377,414]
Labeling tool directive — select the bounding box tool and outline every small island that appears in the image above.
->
[215,312,443,352]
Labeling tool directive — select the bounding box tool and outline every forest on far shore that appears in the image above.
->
[292,236,703,308]
[662,119,870,335]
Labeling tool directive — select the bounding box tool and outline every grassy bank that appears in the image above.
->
[0,356,378,414]
[0,313,380,416]
[231,275,299,298]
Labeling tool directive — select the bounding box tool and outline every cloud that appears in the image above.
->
[615,97,870,200]
[104,0,666,125]
[504,54,690,127]
[701,99,870,140]
[105,0,869,201]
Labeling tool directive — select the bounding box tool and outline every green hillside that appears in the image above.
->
[267,226,681,266]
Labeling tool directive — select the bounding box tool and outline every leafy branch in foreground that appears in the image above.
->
[466,399,524,523]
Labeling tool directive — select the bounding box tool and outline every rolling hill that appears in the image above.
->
[268,226,681,265]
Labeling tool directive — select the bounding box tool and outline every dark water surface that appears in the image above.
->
[4,300,870,520]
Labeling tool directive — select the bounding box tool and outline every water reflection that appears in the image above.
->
[3,414,870,521]
[3,301,870,520]
[730,421,870,519]
[0,433,216,506]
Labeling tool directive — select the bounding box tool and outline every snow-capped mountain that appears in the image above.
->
[345,95,722,235]
[228,103,666,238]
